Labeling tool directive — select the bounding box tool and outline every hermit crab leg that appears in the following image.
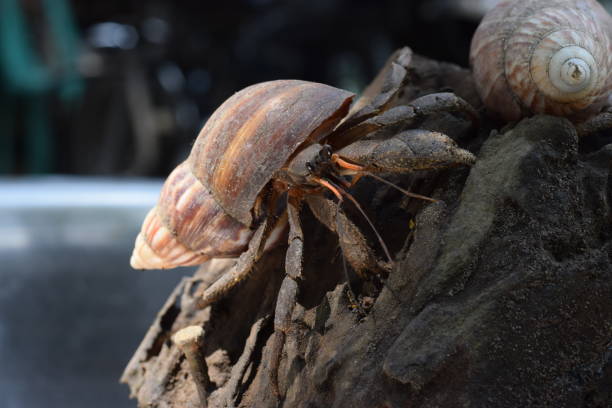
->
[270,196,304,398]
[198,214,281,308]
[408,92,480,127]
[310,174,393,264]
[335,129,476,174]
[337,47,413,131]
[305,195,388,278]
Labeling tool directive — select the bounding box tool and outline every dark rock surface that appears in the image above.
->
[121,56,612,407]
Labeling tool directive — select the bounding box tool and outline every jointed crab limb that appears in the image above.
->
[336,129,476,174]
[331,92,479,148]
[305,195,388,278]
[270,277,298,399]
[284,195,305,281]
[331,154,437,202]
[339,47,413,131]
[330,105,417,148]
[198,216,274,309]
[408,92,480,127]
[270,198,304,398]
[271,194,390,397]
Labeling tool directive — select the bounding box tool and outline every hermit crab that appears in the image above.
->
[130,47,477,398]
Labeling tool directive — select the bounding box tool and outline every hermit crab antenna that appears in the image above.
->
[313,176,393,264]
[331,154,364,172]
[363,172,438,203]
[332,153,437,203]
[311,176,344,202]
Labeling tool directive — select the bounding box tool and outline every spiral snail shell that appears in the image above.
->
[130,161,255,269]
[131,80,354,269]
[469,0,612,121]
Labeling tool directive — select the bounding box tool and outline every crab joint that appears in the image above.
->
[331,153,365,173]
[311,176,344,201]
[172,326,210,408]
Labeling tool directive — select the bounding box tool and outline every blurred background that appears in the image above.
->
[0,0,609,407]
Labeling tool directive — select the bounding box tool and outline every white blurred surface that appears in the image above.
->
[0,176,194,408]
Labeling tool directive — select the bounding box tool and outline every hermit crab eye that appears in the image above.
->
[306,162,315,173]
[322,145,332,158]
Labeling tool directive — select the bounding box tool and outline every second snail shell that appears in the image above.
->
[470,0,612,121]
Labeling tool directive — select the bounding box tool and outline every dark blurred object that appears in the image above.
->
[421,0,502,20]
[3,0,498,177]
[0,177,193,408]
[0,0,83,174]
[16,1,611,177]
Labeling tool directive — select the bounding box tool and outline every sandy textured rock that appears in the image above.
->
[121,54,612,408]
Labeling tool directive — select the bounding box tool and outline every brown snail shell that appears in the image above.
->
[190,80,353,225]
[470,0,612,121]
[131,80,354,269]
[131,162,253,269]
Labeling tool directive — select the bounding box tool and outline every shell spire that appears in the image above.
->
[130,162,254,270]
[130,208,211,269]
[470,0,612,121]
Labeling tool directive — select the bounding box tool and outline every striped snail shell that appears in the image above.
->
[469,0,612,121]
[130,161,253,269]
[131,80,354,269]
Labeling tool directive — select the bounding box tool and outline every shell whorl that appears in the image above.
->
[130,161,253,270]
[470,0,612,121]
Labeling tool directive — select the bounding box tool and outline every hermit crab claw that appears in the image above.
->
[336,129,476,174]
